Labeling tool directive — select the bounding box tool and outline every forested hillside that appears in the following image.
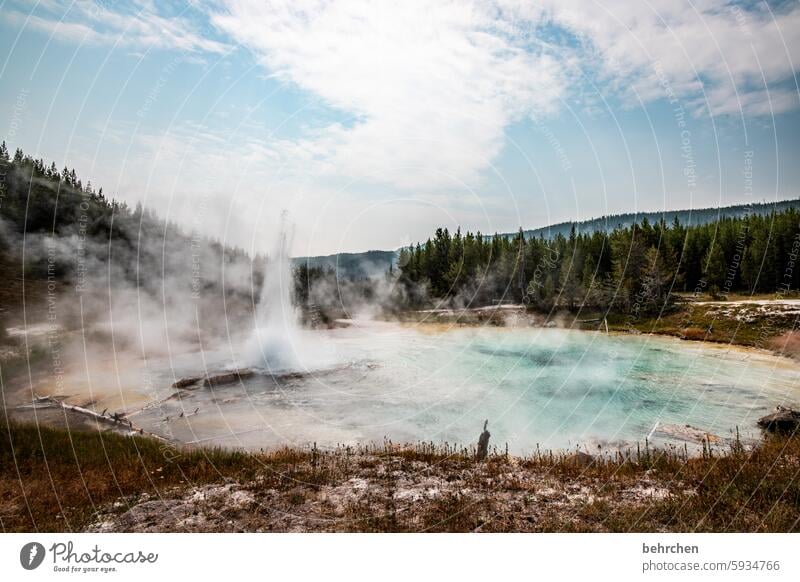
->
[0,141,256,276]
[520,201,800,240]
[0,143,261,341]
[398,208,800,314]
[293,250,396,279]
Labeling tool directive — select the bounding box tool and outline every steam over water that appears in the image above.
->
[246,214,336,372]
[132,324,799,454]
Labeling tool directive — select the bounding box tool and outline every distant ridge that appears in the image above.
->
[292,250,397,279]
[294,198,800,279]
[521,199,800,240]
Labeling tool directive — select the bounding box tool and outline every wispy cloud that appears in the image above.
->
[533,0,800,117]
[209,0,800,190]
[212,0,570,189]
[4,0,230,54]
[9,0,798,193]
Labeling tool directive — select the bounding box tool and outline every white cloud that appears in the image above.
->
[4,0,229,54]
[212,0,569,188]
[4,11,103,44]
[209,0,799,191]
[10,0,798,196]
[532,0,800,116]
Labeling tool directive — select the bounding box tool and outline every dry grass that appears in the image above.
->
[601,302,798,350]
[680,327,708,341]
[768,331,800,360]
[1,420,275,531]
[2,420,799,533]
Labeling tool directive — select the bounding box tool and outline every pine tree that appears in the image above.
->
[704,242,727,292]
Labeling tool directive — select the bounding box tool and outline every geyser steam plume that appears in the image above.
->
[246,212,336,373]
[247,212,302,371]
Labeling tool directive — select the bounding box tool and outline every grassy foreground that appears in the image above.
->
[1,420,799,532]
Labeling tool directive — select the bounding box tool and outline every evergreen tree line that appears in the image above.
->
[398,207,800,314]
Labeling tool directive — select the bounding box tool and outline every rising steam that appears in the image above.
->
[245,212,335,373]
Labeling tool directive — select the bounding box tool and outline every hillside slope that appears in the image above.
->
[521,199,800,240]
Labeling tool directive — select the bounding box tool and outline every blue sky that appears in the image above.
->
[1,0,799,255]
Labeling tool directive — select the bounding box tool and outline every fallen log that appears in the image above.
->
[32,395,170,442]
[172,376,202,389]
[203,369,256,387]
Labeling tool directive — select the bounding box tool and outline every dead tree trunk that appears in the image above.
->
[477,420,490,460]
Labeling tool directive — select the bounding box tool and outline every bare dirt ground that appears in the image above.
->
[86,450,679,533]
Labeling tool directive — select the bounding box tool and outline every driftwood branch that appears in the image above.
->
[31,395,171,443]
